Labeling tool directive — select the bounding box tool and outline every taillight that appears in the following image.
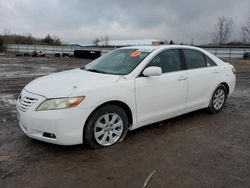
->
[232,67,236,74]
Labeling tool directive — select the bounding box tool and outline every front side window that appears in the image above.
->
[146,49,182,73]
[84,49,150,75]
[183,49,206,69]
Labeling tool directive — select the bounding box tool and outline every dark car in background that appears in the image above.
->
[243,52,250,60]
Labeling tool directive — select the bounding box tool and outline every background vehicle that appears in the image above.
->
[243,52,250,59]
[17,45,236,148]
[32,51,45,57]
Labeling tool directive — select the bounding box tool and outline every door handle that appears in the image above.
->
[178,76,187,81]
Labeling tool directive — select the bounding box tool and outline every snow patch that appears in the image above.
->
[0,94,17,106]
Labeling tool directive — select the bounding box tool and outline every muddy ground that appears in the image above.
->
[0,57,250,188]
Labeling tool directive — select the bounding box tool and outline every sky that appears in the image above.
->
[0,0,249,45]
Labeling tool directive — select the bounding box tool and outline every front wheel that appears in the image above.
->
[208,85,227,113]
[83,104,128,149]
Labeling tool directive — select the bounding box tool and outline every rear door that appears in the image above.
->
[182,49,221,110]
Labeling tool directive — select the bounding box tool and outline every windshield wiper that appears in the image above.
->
[85,68,108,74]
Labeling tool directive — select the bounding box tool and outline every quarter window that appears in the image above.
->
[146,49,182,73]
[183,49,206,69]
[204,55,217,67]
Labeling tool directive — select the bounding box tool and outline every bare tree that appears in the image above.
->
[0,36,5,52]
[190,38,194,46]
[41,34,61,45]
[92,38,100,46]
[104,35,109,46]
[163,40,169,44]
[52,35,62,45]
[213,16,234,45]
[98,36,104,46]
[0,31,61,45]
[3,28,11,35]
[98,36,110,46]
[241,18,250,43]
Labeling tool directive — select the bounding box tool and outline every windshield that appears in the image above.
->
[84,49,150,75]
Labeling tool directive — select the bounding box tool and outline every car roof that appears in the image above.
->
[121,45,203,51]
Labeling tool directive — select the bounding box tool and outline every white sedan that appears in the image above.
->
[16,45,236,148]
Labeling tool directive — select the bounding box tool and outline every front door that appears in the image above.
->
[135,49,188,128]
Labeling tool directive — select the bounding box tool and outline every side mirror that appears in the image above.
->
[143,66,162,77]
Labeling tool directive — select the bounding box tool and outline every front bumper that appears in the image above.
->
[17,89,93,145]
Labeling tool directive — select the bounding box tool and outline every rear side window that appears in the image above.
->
[183,49,206,69]
[146,49,182,73]
[204,55,217,67]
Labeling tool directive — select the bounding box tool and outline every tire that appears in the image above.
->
[83,104,128,149]
[208,84,227,113]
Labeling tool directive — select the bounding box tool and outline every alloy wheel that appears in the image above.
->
[94,113,123,146]
[213,89,225,110]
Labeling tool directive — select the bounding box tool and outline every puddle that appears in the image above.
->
[232,88,250,98]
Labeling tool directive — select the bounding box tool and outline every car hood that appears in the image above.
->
[25,68,121,98]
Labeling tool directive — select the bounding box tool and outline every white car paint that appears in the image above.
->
[135,69,188,127]
[16,45,236,145]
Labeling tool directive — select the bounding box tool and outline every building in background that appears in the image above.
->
[97,39,161,46]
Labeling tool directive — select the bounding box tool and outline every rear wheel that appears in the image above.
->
[83,104,128,149]
[208,85,227,113]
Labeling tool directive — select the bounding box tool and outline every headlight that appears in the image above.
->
[37,96,85,111]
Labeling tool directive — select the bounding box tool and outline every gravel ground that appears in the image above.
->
[0,57,250,188]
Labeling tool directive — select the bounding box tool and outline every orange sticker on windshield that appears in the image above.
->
[130,51,141,57]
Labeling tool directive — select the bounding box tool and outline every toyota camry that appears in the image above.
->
[16,45,236,148]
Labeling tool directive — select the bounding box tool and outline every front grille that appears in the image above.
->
[18,96,37,112]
